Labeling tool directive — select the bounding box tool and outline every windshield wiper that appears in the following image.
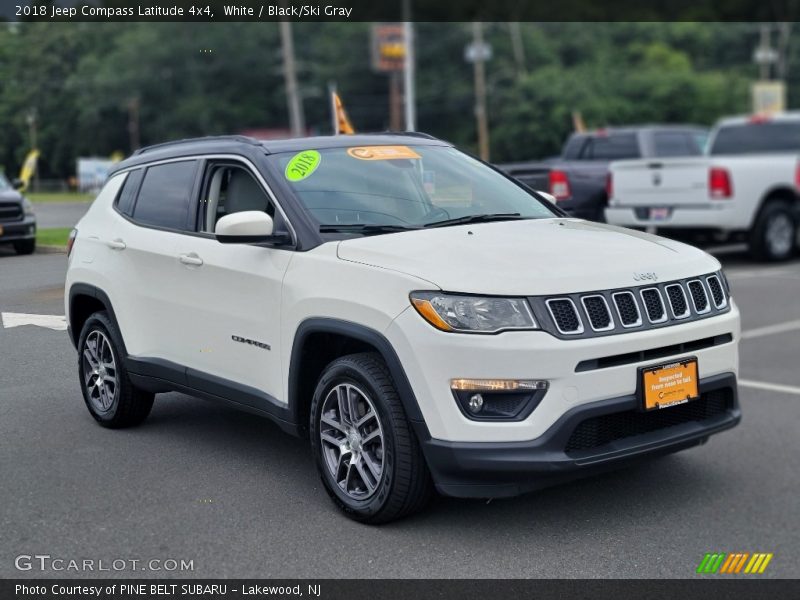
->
[319,224,420,235]
[423,213,524,228]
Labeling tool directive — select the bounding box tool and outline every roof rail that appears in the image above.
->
[132,135,261,156]
[360,131,438,140]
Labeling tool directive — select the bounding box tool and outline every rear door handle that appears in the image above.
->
[106,238,126,250]
[179,253,204,266]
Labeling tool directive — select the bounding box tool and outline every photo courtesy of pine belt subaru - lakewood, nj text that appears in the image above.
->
[64,134,741,523]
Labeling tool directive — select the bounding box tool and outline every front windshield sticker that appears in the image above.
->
[346,145,421,161]
[285,150,321,182]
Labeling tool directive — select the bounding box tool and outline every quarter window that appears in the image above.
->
[115,168,143,217]
[132,161,198,230]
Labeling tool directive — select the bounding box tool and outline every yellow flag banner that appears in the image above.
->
[18,149,40,192]
[333,92,355,135]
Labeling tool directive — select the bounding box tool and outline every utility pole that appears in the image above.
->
[508,22,527,78]
[280,21,305,137]
[472,22,490,161]
[402,0,416,131]
[758,24,771,80]
[127,96,141,152]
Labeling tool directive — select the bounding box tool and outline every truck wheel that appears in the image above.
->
[749,202,797,262]
[77,311,154,428]
[13,239,35,255]
[310,353,432,524]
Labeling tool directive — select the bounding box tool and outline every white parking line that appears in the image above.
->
[741,319,800,340]
[739,379,800,397]
[0,312,67,331]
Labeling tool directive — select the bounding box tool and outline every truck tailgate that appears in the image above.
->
[611,158,711,206]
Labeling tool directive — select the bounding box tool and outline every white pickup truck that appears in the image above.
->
[606,112,800,261]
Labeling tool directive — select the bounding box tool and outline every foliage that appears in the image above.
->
[0,21,783,176]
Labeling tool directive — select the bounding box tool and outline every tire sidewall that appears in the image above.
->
[310,361,398,520]
[77,314,122,423]
[756,204,797,261]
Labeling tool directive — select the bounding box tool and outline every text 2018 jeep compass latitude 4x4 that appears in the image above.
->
[65,134,741,523]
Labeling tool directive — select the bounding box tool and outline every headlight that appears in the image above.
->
[410,292,538,333]
[22,197,35,216]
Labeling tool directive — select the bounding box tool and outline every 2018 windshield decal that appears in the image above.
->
[285,150,321,182]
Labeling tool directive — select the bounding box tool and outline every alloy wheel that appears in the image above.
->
[82,330,118,413]
[319,383,385,500]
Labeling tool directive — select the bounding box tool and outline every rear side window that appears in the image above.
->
[133,161,198,230]
[653,132,703,157]
[710,122,800,155]
[581,134,640,160]
[115,169,143,217]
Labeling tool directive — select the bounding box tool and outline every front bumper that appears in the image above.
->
[423,372,740,498]
[0,215,36,242]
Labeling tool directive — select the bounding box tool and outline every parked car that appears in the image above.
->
[0,171,36,254]
[500,126,708,222]
[65,133,740,523]
[606,112,800,261]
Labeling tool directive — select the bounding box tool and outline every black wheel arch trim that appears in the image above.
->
[289,318,430,436]
[67,283,126,352]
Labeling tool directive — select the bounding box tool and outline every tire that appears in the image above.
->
[13,239,35,255]
[310,352,432,524]
[749,201,797,262]
[77,311,154,428]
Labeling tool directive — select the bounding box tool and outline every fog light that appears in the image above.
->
[468,394,484,413]
[450,379,549,421]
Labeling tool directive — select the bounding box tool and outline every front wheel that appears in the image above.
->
[749,202,797,262]
[310,353,432,524]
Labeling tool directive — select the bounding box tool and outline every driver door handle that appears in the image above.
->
[179,253,204,266]
[106,238,126,250]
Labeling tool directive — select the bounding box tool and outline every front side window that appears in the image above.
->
[200,165,275,233]
[132,161,198,230]
[268,145,556,230]
[0,172,11,191]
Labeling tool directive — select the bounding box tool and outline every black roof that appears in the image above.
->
[113,132,449,173]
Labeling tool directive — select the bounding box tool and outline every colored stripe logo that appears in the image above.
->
[697,552,773,574]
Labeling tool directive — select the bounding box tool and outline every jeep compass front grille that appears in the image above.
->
[706,275,727,308]
[529,272,730,340]
[564,388,732,455]
[581,295,613,331]
[665,284,690,318]
[640,288,666,323]
[546,299,583,334]
[613,291,641,327]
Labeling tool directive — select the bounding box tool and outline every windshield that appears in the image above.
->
[710,122,800,155]
[0,172,11,191]
[268,145,557,229]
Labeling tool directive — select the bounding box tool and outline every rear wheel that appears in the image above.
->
[310,353,432,523]
[13,239,35,255]
[749,202,797,262]
[77,311,154,428]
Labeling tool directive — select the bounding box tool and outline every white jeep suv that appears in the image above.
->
[65,134,741,523]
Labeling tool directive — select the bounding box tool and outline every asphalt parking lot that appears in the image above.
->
[0,247,798,579]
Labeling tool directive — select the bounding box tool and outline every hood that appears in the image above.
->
[336,218,720,296]
[0,190,23,203]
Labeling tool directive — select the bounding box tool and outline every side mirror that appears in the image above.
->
[12,178,24,190]
[536,191,558,205]
[215,211,290,245]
